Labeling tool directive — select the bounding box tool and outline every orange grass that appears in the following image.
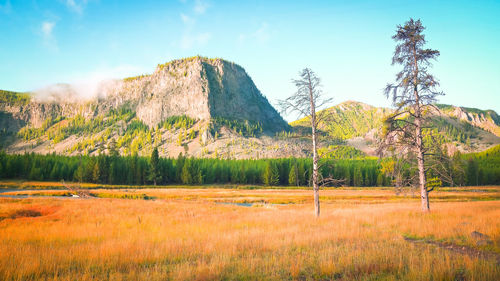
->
[0,188,499,280]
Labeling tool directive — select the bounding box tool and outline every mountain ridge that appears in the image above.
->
[1,57,499,158]
[290,100,500,155]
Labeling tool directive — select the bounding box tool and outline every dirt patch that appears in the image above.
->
[0,209,42,221]
[403,236,500,265]
[8,209,42,219]
[0,205,60,221]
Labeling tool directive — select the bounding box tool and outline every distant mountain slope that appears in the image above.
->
[291,101,390,141]
[435,104,500,137]
[291,101,500,155]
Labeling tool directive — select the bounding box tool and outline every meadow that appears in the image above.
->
[0,184,499,280]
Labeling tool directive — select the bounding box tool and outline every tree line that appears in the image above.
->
[0,146,498,187]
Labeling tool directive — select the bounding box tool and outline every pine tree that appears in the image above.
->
[181,159,192,184]
[239,166,246,184]
[263,162,279,186]
[149,147,160,185]
[353,167,363,187]
[383,18,443,212]
[289,165,298,186]
[297,162,306,186]
[376,173,384,187]
[108,162,116,184]
[75,163,84,183]
[92,162,100,183]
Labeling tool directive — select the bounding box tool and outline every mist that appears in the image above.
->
[31,64,147,102]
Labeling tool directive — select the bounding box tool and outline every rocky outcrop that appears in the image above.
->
[0,57,288,133]
[449,107,500,137]
[108,57,287,131]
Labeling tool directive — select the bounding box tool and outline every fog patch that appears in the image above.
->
[33,79,123,103]
[31,64,147,102]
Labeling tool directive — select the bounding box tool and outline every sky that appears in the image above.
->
[1,0,499,121]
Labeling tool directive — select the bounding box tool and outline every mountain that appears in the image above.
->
[1,57,499,159]
[0,57,287,131]
[435,104,500,137]
[0,57,306,158]
[291,101,500,155]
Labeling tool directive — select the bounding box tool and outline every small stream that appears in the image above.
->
[0,189,83,199]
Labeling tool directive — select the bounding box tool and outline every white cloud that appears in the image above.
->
[180,13,194,25]
[41,21,55,37]
[193,0,209,14]
[177,1,212,50]
[64,0,89,14]
[41,21,58,51]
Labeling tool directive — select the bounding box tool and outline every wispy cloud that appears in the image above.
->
[193,0,209,15]
[254,22,270,43]
[64,0,89,14]
[238,22,271,45]
[177,1,212,50]
[41,21,55,37]
[180,13,194,25]
[41,20,58,51]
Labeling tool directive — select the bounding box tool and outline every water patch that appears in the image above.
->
[0,194,82,199]
[215,202,291,207]
[216,202,254,207]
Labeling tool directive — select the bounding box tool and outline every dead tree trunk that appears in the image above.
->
[309,78,320,217]
[278,68,332,217]
[415,118,429,211]
[413,43,430,212]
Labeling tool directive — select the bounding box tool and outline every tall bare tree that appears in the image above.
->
[382,18,443,212]
[278,68,332,217]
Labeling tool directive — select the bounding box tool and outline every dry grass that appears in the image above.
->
[0,187,499,280]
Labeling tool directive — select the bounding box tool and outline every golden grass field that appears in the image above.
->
[0,183,499,280]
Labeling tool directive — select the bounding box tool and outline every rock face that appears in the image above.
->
[449,107,500,137]
[1,57,288,132]
[133,57,286,130]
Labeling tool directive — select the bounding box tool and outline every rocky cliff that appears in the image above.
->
[0,57,294,158]
[439,105,500,137]
[1,57,287,131]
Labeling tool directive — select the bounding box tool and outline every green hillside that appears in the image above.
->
[290,101,390,141]
[290,101,500,154]
[0,90,31,106]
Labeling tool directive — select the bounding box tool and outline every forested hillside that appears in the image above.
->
[291,101,500,154]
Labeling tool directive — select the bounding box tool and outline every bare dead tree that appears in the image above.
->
[278,68,333,217]
[61,180,91,198]
[382,18,444,212]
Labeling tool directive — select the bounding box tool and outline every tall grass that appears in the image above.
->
[0,189,498,280]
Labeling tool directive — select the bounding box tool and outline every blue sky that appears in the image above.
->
[1,0,499,120]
